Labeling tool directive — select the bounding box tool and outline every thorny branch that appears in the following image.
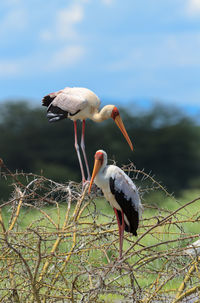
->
[0,159,200,302]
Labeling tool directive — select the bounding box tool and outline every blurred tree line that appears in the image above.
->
[0,101,200,201]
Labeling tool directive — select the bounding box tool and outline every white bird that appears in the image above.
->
[88,149,142,259]
[184,239,200,257]
[42,87,133,184]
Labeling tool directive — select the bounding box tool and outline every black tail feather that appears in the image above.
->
[116,209,137,236]
[110,177,139,236]
[47,105,68,122]
[42,95,56,107]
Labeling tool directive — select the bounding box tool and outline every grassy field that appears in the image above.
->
[0,182,200,302]
[0,172,200,302]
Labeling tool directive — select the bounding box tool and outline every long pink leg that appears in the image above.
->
[74,121,86,183]
[114,208,125,259]
[80,120,91,180]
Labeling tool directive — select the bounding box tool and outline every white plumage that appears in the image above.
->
[184,239,200,256]
[44,87,101,122]
[42,87,133,184]
[94,156,142,229]
[89,149,142,258]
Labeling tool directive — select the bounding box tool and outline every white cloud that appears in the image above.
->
[0,8,28,38]
[0,60,20,76]
[0,2,87,78]
[1,0,22,7]
[108,32,200,72]
[0,44,85,78]
[40,4,84,42]
[185,0,200,16]
[101,0,114,5]
[38,3,87,73]
[47,45,85,70]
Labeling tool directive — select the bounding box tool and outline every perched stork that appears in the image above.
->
[42,87,133,184]
[88,149,142,259]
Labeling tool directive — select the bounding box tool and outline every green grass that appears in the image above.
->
[1,189,200,302]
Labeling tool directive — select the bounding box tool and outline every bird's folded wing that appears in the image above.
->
[111,169,142,215]
[53,93,88,115]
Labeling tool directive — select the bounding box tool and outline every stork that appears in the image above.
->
[42,87,133,184]
[42,87,133,183]
[88,149,142,259]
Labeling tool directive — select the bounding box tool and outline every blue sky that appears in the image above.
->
[0,0,200,111]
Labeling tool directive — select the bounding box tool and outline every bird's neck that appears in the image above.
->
[91,105,113,122]
[94,164,108,188]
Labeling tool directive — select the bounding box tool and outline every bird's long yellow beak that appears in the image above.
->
[88,159,102,194]
[114,115,133,151]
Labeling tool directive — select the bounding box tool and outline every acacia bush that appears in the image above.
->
[0,160,200,302]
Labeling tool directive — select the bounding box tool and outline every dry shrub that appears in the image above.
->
[0,160,200,303]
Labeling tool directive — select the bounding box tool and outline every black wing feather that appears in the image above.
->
[46,105,68,123]
[42,94,68,122]
[42,94,56,107]
[42,94,82,122]
[109,177,139,236]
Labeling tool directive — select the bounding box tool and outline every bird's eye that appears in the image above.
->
[111,107,119,120]
[95,152,104,163]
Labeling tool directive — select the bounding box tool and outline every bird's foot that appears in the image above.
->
[82,180,90,192]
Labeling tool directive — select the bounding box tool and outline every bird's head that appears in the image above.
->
[110,106,133,151]
[88,150,106,194]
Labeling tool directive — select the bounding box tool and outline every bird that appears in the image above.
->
[183,238,200,257]
[88,149,142,259]
[42,87,134,184]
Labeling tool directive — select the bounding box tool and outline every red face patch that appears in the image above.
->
[111,106,119,120]
[95,151,104,163]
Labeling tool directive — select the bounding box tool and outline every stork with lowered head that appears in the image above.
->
[42,87,133,184]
